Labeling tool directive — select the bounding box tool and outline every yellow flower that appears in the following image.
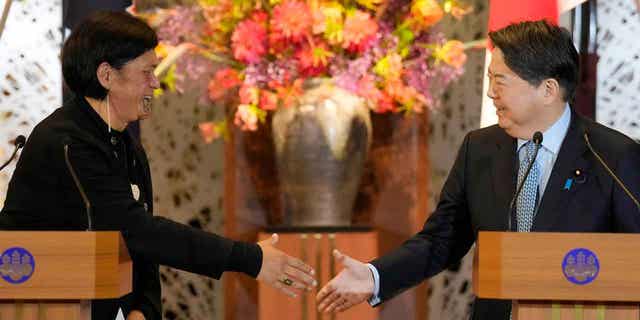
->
[320,3,345,44]
[443,0,473,20]
[433,40,467,69]
[374,53,403,81]
[409,0,444,31]
[154,43,170,59]
[355,0,384,10]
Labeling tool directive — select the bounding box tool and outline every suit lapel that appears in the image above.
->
[491,130,517,231]
[532,111,589,231]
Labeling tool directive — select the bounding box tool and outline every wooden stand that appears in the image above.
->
[0,231,132,320]
[474,231,640,319]
[258,230,378,320]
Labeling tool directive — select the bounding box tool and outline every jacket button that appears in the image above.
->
[110,137,118,145]
[143,203,149,211]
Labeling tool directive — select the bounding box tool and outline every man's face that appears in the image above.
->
[108,50,160,123]
[487,48,546,140]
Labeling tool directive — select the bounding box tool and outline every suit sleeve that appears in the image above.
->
[370,132,475,302]
[129,258,162,320]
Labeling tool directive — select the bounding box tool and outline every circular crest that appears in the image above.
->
[0,247,36,284]
[562,248,599,285]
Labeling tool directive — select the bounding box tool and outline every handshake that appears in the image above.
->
[257,234,375,313]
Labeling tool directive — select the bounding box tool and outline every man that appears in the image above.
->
[316,20,640,320]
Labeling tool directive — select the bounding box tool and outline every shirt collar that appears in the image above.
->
[517,104,571,154]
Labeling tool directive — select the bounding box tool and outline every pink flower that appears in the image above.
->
[239,85,260,105]
[355,74,397,113]
[231,17,267,64]
[355,74,381,101]
[259,90,279,110]
[208,68,241,101]
[234,104,259,131]
[342,10,378,53]
[270,1,313,44]
[198,122,221,143]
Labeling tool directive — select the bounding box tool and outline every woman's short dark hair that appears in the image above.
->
[62,11,158,100]
[488,20,579,102]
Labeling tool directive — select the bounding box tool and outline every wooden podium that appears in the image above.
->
[0,231,132,320]
[474,231,640,320]
[258,229,378,320]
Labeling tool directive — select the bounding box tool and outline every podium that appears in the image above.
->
[258,229,378,320]
[474,231,640,320]
[0,231,132,320]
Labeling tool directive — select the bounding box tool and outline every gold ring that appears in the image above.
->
[280,278,293,286]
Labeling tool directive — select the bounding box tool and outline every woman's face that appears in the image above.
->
[107,50,160,123]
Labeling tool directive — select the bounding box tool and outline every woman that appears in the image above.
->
[0,11,315,320]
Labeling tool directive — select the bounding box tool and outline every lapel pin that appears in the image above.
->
[564,178,573,190]
[574,169,587,184]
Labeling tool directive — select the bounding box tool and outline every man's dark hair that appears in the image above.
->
[488,19,579,102]
[62,10,158,100]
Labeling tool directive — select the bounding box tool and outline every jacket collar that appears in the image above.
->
[491,109,590,231]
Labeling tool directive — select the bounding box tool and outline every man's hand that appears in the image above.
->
[316,249,375,313]
[257,233,317,298]
[126,310,145,320]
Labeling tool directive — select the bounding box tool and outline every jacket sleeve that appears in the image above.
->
[129,258,162,320]
[62,137,262,280]
[370,132,475,302]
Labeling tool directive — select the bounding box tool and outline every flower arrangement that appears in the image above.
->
[137,0,473,141]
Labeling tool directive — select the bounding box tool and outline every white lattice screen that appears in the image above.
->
[0,0,62,207]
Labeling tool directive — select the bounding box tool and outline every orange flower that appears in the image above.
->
[208,68,241,101]
[375,91,396,113]
[384,79,426,112]
[259,90,279,110]
[409,0,444,31]
[295,42,333,76]
[276,79,304,108]
[434,40,467,69]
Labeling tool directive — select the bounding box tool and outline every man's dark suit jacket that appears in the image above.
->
[0,96,261,319]
[370,110,640,320]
